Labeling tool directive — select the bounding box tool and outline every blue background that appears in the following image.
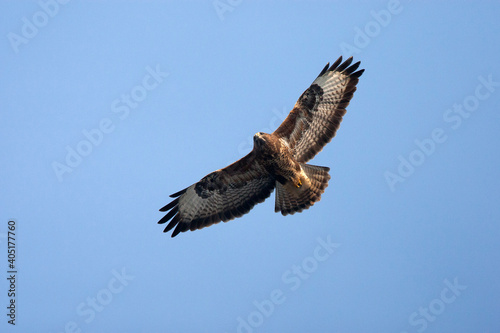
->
[1,1,500,332]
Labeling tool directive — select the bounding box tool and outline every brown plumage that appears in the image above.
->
[159,56,364,237]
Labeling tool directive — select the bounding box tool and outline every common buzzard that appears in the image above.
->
[159,56,364,237]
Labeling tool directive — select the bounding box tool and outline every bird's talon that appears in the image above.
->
[296,179,302,188]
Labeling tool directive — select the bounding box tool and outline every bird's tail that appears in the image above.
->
[275,163,331,215]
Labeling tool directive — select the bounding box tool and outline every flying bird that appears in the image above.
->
[159,56,364,237]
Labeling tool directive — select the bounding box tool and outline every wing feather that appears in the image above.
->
[158,151,275,237]
[274,56,364,163]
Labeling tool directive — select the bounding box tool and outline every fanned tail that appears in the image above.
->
[275,164,331,215]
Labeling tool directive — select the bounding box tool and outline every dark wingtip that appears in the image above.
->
[159,198,179,212]
[352,68,365,78]
[317,62,330,78]
[171,219,187,237]
[336,57,353,72]
[169,188,187,198]
[158,206,178,224]
[328,56,365,78]
[318,56,364,79]
[163,213,181,233]
[329,56,343,71]
[344,61,360,75]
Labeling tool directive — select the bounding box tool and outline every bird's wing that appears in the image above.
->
[158,151,275,237]
[273,56,364,163]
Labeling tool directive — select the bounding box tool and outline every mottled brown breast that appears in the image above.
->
[256,134,300,185]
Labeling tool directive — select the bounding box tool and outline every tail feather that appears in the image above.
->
[275,163,331,215]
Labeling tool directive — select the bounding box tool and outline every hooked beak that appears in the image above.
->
[253,132,265,145]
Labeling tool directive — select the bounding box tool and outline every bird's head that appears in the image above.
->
[253,132,266,145]
[253,132,273,153]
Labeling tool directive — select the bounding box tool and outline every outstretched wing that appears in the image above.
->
[158,152,275,237]
[274,56,364,163]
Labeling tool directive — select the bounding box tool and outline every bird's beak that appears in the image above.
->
[254,132,264,145]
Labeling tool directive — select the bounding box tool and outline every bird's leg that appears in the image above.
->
[295,179,302,188]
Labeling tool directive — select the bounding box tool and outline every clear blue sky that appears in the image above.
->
[1,1,500,332]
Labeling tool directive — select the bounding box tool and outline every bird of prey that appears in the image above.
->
[158,56,364,237]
